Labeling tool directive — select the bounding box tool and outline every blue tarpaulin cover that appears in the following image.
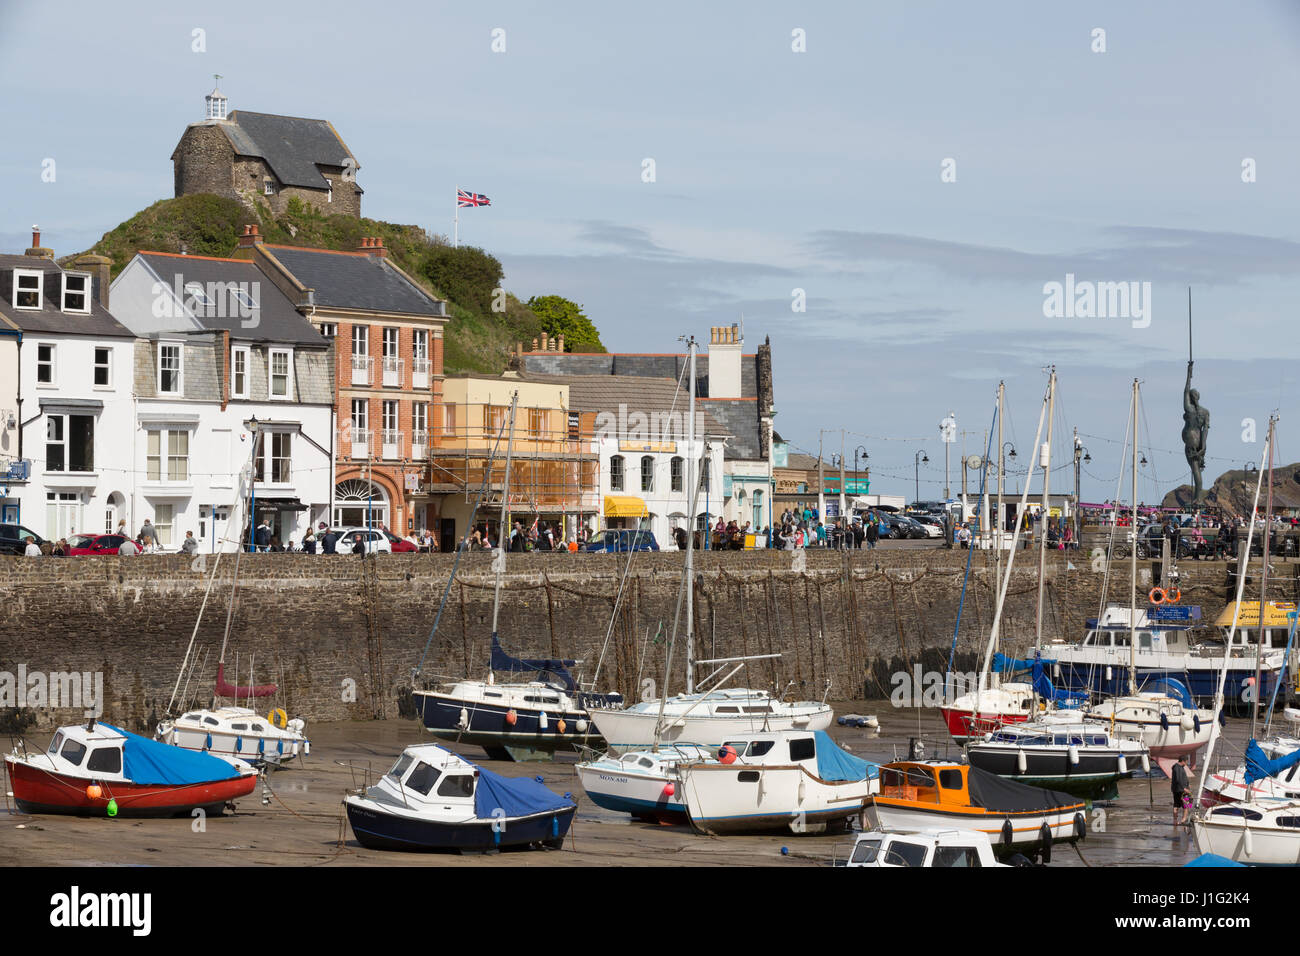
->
[471,761,576,820]
[99,723,239,785]
[1029,659,1090,708]
[490,633,578,692]
[993,653,1036,673]
[813,730,879,781]
[1245,738,1300,785]
[1137,676,1193,708]
[1185,853,1245,867]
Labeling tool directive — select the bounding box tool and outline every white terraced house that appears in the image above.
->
[109,251,335,551]
[0,230,139,541]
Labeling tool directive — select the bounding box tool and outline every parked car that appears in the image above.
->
[335,528,393,555]
[585,529,660,553]
[382,530,418,553]
[892,515,929,540]
[65,533,135,556]
[0,523,45,555]
[909,515,945,538]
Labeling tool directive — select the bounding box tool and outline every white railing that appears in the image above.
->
[349,428,372,459]
[381,429,402,459]
[411,430,428,459]
[351,354,373,386]
[382,356,403,387]
[412,356,430,388]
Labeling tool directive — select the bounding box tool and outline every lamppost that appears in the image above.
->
[854,445,869,498]
[244,417,259,552]
[914,449,929,506]
[1073,432,1091,544]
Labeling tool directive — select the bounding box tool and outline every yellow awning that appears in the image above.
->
[1215,601,1298,628]
[604,495,649,518]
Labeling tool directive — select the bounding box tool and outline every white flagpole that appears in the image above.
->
[453,184,459,248]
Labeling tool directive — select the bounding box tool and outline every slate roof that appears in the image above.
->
[697,399,762,460]
[222,110,356,190]
[516,372,729,445]
[136,253,326,346]
[785,453,827,472]
[516,351,758,399]
[0,254,134,338]
[264,246,446,317]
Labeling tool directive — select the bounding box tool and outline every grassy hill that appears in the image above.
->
[65,194,599,375]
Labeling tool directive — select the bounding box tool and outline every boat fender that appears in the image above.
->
[1105,666,1113,683]
[1166,587,1181,604]
[1073,812,1087,841]
[1068,744,1080,766]
[86,784,102,800]
[1017,750,1028,773]
[204,733,212,751]
[552,815,559,838]
[235,735,244,753]
[267,708,288,729]
[1149,587,1166,605]
[662,782,675,797]
[837,716,847,726]
[1039,823,1053,863]
[1180,714,1194,732]
[557,719,567,735]
[718,745,738,764]
[1193,714,1202,734]
[1160,712,1170,731]
[457,708,469,730]
[1001,818,1014,847]
[1219,710,1228,728]
[1141,753,1150,774]
[287,718,304,735]
[797,777,807,802]
[277,739,284,755]
[575,719,589,734]
[106,798,118,818]
[539,711,549,730]
[258,737,265,755]
[1244,826,1253,857]
[1053,662,1062,680]
[504,709,517,727]
[758,772,767,798]
[1117,754,1127,776]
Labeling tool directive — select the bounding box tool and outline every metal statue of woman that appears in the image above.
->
[1182,293,1209,504]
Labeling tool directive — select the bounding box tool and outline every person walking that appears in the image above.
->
[139,518,158,547]
[254,520,272,553]
[303,527,318,554]
[866,513,879,550]
[1171,754,1192,828]
[320,523,338,555]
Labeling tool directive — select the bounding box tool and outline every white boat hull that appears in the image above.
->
[1194,816,1300,865]
[590,704,833,752]
[678,763,874,834]
[864,802,1082,849]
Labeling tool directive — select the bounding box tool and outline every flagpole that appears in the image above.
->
[453,184,459,248]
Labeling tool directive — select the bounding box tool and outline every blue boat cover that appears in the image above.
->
[471,760,576,820]
[1029,658,1089,708]
[813,731,879,781]
[1245,738,1300,785]
[1185,853,1245,867]
[1137,676,1193,708]
[100,723,239,785]
[490,633,578,692]
[992,653,1035,674]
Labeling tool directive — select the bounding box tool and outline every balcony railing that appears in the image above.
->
[411,430,428,459]
[351,354,373,386]
[382,356,404,388]
[348,428,372,459]
[412,356,430,388]
[380,429,403,459]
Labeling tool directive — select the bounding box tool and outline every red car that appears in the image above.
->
[65,533,135,556]
[383,530,417,553]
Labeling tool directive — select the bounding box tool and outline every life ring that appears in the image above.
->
[1165,587,1181,604]
[1149,587,1167,605]
[267,708,288,729]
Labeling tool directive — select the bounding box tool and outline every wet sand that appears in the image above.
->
[0,702,1250,867]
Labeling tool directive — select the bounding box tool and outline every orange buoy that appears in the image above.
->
[556,719,567,734]
[505,709,518,726]
[662,782,675,797]
[1149,587,1166,605]
[718,745,738,765]
[86,784,102,800]
[1165,587,1181,604]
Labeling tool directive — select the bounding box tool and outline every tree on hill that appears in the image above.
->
[526,295,605,352]
[421,245,503,317]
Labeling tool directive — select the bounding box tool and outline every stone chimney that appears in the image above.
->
[557,334,565,353]
[237,223,263,250]
[540,331,549,351]
[370,237,388,259]
[66,253,113,309]
[25,225,54,260]
[707,323,743,399]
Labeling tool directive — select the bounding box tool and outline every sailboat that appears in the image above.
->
[157,444,309,766]
[1081,379,1215,774]
[1193,417,1300,864]
[411,392,623,761]
[943,374,1059,743]
[586,335,832,752]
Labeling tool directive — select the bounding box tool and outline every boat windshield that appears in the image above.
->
[386,753,413,782]
[880,765,938,797]
[405,761,441,796]
[850,837,882,864]
[47,731,64,756]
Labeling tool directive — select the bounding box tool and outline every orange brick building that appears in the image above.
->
[239,226,448,537]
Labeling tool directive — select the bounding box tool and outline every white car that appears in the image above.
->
[909,515,945,538]
[334,527,393,555]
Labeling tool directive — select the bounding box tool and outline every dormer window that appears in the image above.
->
[158,342,183,395]
[13,269,42,310]
[61,272,90,313]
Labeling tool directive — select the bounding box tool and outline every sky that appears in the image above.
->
[2,0,1299,504]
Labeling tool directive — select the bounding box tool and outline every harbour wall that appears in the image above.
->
[1,548,1296,732]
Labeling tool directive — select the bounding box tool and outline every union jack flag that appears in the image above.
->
[457,189,491,208]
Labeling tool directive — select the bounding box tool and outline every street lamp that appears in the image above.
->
[1072,435,1091,543]
[914,449,929,506]
[854,445,868,494]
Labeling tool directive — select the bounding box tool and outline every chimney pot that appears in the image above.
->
[237,224,264,249]
[32,226,41,248]
[532,337,539,351]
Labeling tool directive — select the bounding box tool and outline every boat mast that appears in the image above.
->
[994,381,1004,688]
[1128,379,1139,696]
[685,335,697,696]
[489,392,519,669]
[1251,415,1277,742]
[1034,369,1056,662]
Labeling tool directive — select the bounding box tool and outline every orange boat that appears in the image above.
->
[863,761,1087,860]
